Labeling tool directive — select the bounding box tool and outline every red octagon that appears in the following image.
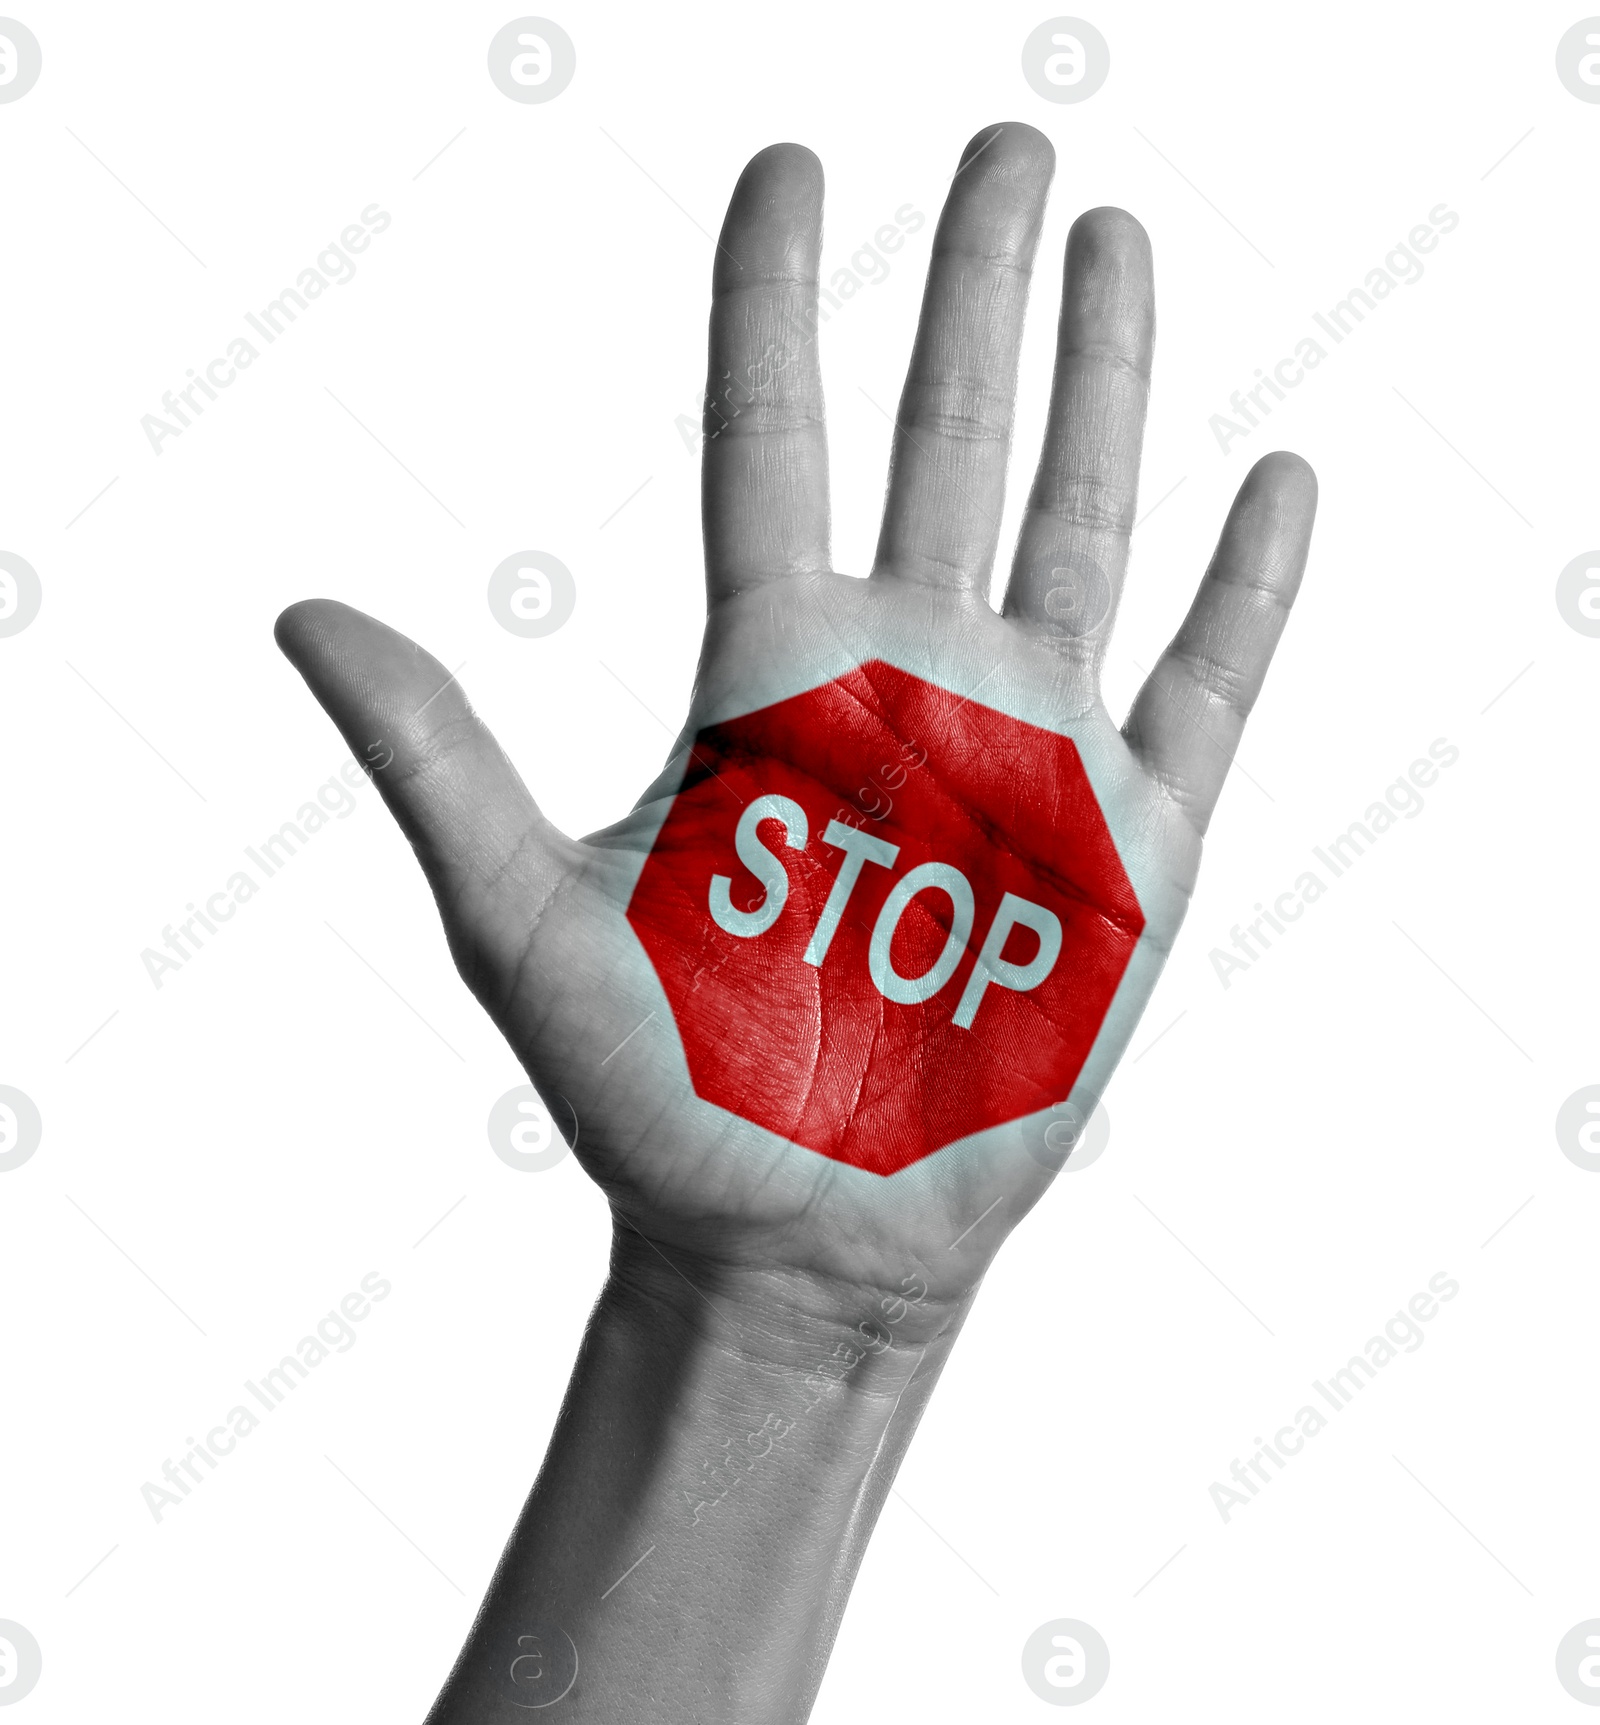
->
[626,661,1144,1177]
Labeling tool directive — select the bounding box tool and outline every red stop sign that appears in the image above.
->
[626,661,1144,1176]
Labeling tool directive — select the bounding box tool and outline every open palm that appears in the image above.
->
[276,123,1316,1313]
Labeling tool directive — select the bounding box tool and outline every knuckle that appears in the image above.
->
[1036,475,1135,534]
[900,373,1012,444]
[1171,645,1255,718]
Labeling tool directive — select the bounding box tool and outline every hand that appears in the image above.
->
[276,122,1316,1331]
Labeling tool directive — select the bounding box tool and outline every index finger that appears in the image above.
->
[703,143,831,604]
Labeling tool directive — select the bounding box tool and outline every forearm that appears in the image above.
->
[789,1321,965,1706]
[425,1227,969,1724]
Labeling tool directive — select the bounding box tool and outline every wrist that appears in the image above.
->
[429,1223,973,1723]
[602,1219,970,1421]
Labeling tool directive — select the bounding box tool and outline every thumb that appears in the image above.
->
[274,598,570,968]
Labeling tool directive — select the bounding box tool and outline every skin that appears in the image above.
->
[276,122,1317,1722]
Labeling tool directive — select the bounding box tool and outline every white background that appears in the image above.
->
[1,1,1597,1719]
